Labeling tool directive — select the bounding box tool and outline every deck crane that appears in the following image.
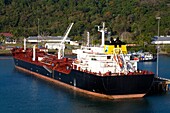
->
[58,23,74,59]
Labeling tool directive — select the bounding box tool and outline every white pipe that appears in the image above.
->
[32,45,36,61]
[62,44,65,57]
[24,38,26,51]
[87,32,90,47]
[58,47,61,59]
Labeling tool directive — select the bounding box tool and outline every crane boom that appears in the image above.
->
[61,23,74,45]
[58,23,74,59]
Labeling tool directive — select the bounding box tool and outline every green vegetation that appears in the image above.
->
[0,0,170,52]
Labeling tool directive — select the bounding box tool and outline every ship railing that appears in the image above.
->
[127,70,154,75]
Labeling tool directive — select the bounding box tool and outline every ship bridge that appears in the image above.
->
[104,38,127,54]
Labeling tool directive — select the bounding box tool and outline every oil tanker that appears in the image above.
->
[11,23,154,99]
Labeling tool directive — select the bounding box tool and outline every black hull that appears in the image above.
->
[13,58,154,99]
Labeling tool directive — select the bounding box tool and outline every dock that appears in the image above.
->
[149,77,170,94]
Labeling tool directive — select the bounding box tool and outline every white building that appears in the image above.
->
[0,33,16,44]
[70,41,80,46]
[151,36,170,44]
[5,38,16,44]
[45,43,61,49]
[27,36,71,43]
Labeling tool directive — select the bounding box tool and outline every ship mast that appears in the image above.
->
[58,23,74,59]
[98,22,107,47]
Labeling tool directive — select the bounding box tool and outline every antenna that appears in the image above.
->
[37,18,40,48]
[108,31,111,40]
[87,32,90,47]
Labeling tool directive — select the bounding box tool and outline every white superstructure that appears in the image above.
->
[72,23,138,76]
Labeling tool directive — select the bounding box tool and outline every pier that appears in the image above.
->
[149,77,170,94]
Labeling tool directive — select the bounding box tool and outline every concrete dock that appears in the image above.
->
[149,77,170,94]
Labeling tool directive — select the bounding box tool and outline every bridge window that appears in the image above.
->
[107,56,111,59]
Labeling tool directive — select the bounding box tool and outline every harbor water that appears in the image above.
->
[1,55,170,113]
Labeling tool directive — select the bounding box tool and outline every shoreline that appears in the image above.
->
[0,53,12,56]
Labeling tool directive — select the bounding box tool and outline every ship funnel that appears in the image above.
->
[32,45,36,61]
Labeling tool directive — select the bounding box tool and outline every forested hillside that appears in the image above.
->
[0,0,170,44]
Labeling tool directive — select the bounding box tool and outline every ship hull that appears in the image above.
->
[13,58,154,99]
